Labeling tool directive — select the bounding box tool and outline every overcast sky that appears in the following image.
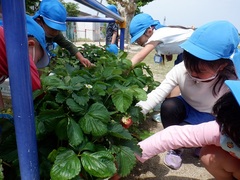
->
[66,0,240,31]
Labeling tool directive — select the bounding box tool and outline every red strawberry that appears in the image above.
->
[121,116,133,129]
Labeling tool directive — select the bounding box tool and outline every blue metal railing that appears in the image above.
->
[1,0,39,179]
[70,0,126,50]
[1,0,126,179]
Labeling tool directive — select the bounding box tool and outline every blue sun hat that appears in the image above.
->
[33,0,67,31]
[180,20,239,61]
[26,15,49,68]
[129,13,164,43]
[106,44,119,55]
[107,5,119,15]
[225,80,240,106]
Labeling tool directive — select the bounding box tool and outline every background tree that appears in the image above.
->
[25,0,40,15]
[60,0,80,17]
[106,0,154,44]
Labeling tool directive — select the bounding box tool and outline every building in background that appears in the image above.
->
[66,11,104,42]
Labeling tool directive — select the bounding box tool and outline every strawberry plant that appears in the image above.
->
[0,44,160,179]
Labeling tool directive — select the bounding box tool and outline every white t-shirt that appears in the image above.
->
[146,27,194,55]
[137,62,231,114]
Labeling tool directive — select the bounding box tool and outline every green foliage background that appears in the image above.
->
[0,45,159,179]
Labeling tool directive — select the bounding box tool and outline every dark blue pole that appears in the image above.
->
[73,0,125,49]
[119,28,125,50]
[74,0,124,22]
[1,0,39,179]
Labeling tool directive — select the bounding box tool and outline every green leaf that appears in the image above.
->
[55,118,68,140]
[132,86,147,101]
[79,103,110,136]
[50,150,81,180]
[112,89,133,113]
[80,114,108,137]
[41,76,64,88]
[81,151,116,178]
[108,122,132,140]
[113,146,137,177]
[66,98,85,113]
[67,118,84,146]
[86,103,110,123]
[0,159,4,179]
[36,107,66,132]
[72,93,89,106]
[55,92,68,104]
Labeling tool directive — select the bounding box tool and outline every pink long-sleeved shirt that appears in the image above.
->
[136,121,220,163]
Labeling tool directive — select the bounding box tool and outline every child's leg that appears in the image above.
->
[161,97,186,128]
[200,145,240,180]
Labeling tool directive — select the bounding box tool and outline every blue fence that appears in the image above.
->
[1,0,125,179]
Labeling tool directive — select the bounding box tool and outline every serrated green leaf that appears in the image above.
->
[67,118,84,146]
[133,67,144,76]
[114,146,136,177]
[0,159,4,179]
[81,151,116,178]
[66,98,85,113]
[72,93,89,106]
[78,142,96,152]
[108,123,132,140]
[79,103,110,136]
[79,114,108,137]
[132,86,147,101]
[112,90,133,113]
[86,103,110,123]
[50,150,81,180]
[55,118,68,140]
[41,76,64,88]
[36,107,66,132]
[55,92,68,104]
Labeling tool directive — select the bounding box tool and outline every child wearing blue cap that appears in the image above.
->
[137,83,240,179]
[105,5,119,47]
[0,15,49,108]
[135,54,240,179]
[135,20,239,170]
[129,13,194,67]
[33,0,92,67]
[130,13,195,122]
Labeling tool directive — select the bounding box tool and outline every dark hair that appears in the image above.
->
[213,92,240,147]
[183,50,237,96]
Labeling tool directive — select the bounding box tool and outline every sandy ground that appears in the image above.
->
[75,41,214,180]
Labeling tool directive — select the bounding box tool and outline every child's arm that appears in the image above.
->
[111,31,118,44]
[136,121,220,163]
[131,41,158,67]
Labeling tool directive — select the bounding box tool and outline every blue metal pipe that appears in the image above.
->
[66,16,115,23]
[1,0,39,179]
[119,28,125,50]
[74,0,124,22]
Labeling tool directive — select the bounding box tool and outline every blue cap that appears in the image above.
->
[106,44,118,55]
[129,13,164,43]
[232,48,240,78]
[33,0,67,31]
[180,20,239,61]
[107,5,119,15]
[26,15,49,68]
[225,80,240,106]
